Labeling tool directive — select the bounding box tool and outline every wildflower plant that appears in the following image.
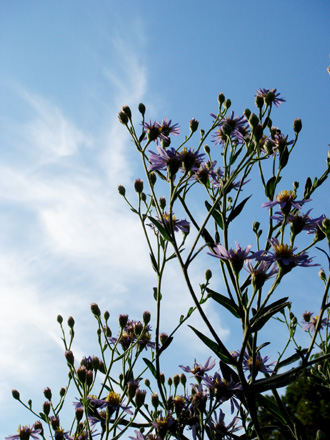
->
[8,90,330,440]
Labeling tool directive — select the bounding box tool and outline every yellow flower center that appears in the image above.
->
[105,391,121,406]
[163,213,177,222]
[273,243,293,258]
[277,190,295,202]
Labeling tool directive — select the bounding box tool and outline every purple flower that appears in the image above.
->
[153,212,190,235]
[109,319,155,351]
[212,171,250,192]
[89,391,132,415]
[192,160,218,185]
[148,146,182,179]
[179,148,205,173]
[271,209,325,235]
[262,190,311,215]
[203,371,242,413]
[256,88,286,107]
[151,412,176,438]
[6,425,42,440]
[129,431,161,440]
[245,260,279,290]
[212,111,248,146]
[158,117,180,138]
[242,351,275,379]
[301,311,329,332]
[54,428,72,440]
[207,409,242,440]
[179,357,216,379]
[272,132,294,155]
[208,242,264,274]
[257,238,319,272]
[143,118,180,143]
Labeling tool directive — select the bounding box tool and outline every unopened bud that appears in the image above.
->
[76,366,87,383]
[138,103,146,115]
[205,269,212,281]
[167,377,173,386]
[224,99,231,109]
[143,310,151,325]
[43,387,52,401]
[43,401,51,416]
[160,372,165,384]
[249,113,259,129]
[218,93,225,105]
[144,378,150,388]
[180,373,187,386]
[75,407,84,422]
[203,145,210,155]
[86,370,93,386]
[159,196,166,210]
[119,314,128,328]
[51,416,60,430]
[90,303,101,317]
[151,392,159,408]
[149,172,156,186]
[59,387,66,397]
[118,185,126,197]
[57,315,63,324]
[319,269,327,282]
[67,316,75,328]
[173,374,180,388]
[134,178,144,193]
[189,118,199,133]
[65,350,74,366]
[243,108,251,119]
[293,118,302,134]
[135,389,146,408]
[160,333,168,345]
[118,111,129,125]
[12,390,20,400]
[255,95,264,109]
[104,310,110,321]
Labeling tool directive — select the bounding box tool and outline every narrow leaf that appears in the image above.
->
[205,201,223,230]
[206,288,240,318]
[257,394,287,425]
[143,358,157,379]
[188,325,233,364]
[265,176,277,199]
[228,195,252,223]
[148,216,171,241]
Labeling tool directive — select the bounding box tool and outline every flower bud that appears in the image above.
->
[86,370,93,386]
[322,218,330,237]
[51,416,60,430]
[254,125,263,143]
[159,196,166,210]
[104,310,110,321]
[57,315,63,324]
[160,372,165,384]
[255,95,264,109]
[149,172,156,186]
[118,111,129,125]
[134,178,144,193]
[59,387,66,397]
[293,181,299,191]
[293,118,302,134]
[134,321,144,335]
[319,269,327,282]
[173,374,180,388]
[75,407,84,422]
[119,314,129,328]
[98,360,106,374]
[203,145,210,154]
[76,366,87,383]
[104,325,112,337]
[243,108,251,119]
[33,421,43,433]
[253,221,260,233]
[144,378,150,388]
[249,113,259,129]
[218,93,225,105]
[43,387,52,401]
[151,392,159,408]
[160,333,168,345]
[135,389,146,408]
[141,192,147,202]
[138,103,146,115]
[265,90,276,106]
[180,373,187,386]
[189,118,199,133]
[122,105,132,120]
[224,99,231,109]
[12,389,20,400]
[205,269,212,281]
[43,401,51,415]
[67,316,75,328]
[90,303,101,317]
[167,377,173,386]
[143,310,151,325]
[222,123,233,136]
[65,350,74,366]
[118,185,126,197]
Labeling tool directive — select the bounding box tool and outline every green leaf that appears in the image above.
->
[149,253,159,273]
[250,298,290,332]
[277,349,308,370]
[304,177,312,198]
[206,287,240,318]
[143,358,157,379]
[228,195,252,223]
[153,287,162,301]
[205,201,223,230]
[148,216,171,241]
[188,325,233,364]
[252,367,302,392]
[257,394,288,425]
[279,146,289,169]
[265,176,278,199]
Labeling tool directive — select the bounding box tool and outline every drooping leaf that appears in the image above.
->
[228,195,252,223]
[143,358,157,379]
[277,349,308,370]
[205,200,223,230]
[188,325,233,364]
[304,176,312,198]
[279,146,289,169]
[148,216,171,241]
[252,367,303,392]
[250,299,290,332]
[257,394,288,425]
[265,176,280,199]
[206,288,240,318]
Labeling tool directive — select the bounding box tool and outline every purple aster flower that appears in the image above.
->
[262,190,311,215]
[273,132,294,155]
[212,111,248,146]
[148,146,182,179]
[143,118,180,143]
[179,356,216,380]
[271,209,326,236]
[6,425,42,440]
[129,431,161,440]
[54,428,72,440]
[256,88,286,107]
[89,391,132,416]
[151,412,176,438]
[301,311,329,332]
[192,160,218,185]
[212,171,250,192]
[179,148,205,173]
[208,242,264,274]
[245,260,279,290]
[190,383,208,413]
[257,238,319,272]
[152,212,190,235]
[207,409,242,440]
[203,371,242,413]
[242,351,275,379]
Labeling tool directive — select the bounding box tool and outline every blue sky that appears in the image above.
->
[1,0,330,437]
